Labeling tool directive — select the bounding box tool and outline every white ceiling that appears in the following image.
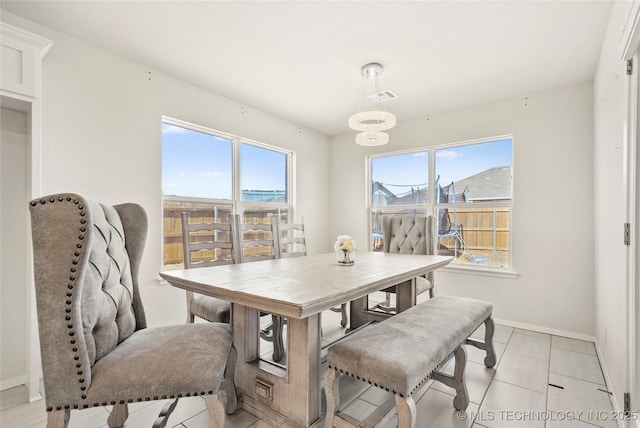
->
[1,1,613,136]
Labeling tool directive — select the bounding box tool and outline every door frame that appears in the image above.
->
[0,22,51,402]
[622,4,640,419]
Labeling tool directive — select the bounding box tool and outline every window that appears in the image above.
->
[368,136,513,270]
[370,150,429,251]
[162,118,292,269]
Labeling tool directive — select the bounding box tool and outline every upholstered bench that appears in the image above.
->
[324,296,496,428]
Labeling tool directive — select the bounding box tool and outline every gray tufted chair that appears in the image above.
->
[29,194,237,428]
[375,215,436,312]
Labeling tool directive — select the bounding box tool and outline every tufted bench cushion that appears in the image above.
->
[325,296,496,428]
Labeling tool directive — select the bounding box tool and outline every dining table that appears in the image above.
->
[160,251,452,427]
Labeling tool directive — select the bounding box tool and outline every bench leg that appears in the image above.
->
[452,346,470,410]
[324,368,340,428]
[432,346,469,411]
[465,316,497,368]
[483,317,497,368]
[395,395,416,428]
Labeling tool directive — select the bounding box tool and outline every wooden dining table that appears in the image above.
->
[160,251,452,427]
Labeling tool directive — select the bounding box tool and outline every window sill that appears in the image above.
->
[439,264,519,279]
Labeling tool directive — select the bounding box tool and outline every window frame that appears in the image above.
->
[161,116,294,269]
[367,135,516,277]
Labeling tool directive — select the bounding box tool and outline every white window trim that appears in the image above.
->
[366,135,516,278]
[161,116,295,270]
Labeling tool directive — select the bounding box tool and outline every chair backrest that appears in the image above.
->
[382,215,435,255]
[271,217,306,258]
[29,194,148,407]
[233,214,277,263]
[181,212,237,268]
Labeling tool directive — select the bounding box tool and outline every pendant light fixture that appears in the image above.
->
[349,63,396,146]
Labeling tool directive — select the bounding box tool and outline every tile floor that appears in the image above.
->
[1,297,616,428]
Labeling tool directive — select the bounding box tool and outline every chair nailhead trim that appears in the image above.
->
[328,342,465,400]
[46,389,220,412]
[36,196,223,414]
[34,196,89,401]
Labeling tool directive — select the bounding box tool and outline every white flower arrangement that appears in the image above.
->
[334,235,357,252]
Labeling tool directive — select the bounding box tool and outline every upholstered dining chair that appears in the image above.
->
[181,212,234,324]
[29,194,236,428]
[373,214,436,313]
[233,214,286,362]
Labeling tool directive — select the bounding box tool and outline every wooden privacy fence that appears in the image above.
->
[439,207,509,251]
[163,203,283,268]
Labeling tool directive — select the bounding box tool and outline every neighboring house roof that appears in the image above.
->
[372,182,397,199]
[450,166,512,201]
[374,166,512,205]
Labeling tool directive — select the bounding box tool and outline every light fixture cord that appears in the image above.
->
[354,73,367,114]
[374,74,382,111]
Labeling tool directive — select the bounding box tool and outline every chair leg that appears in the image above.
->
[107,403,128,427]
[186,291,195,323]
[46,410,69,428]
[324,368,340,428]
[483,317,497,368]
[152,399,178,428]
[259,322,274,341]
[204,394,225,428]
[272,315,285,362]
[222,345,238,414]
[340,303,348,327]
[395,395,416,428]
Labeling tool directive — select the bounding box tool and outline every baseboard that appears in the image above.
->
[494,318,597,342]
[0,375,26,391]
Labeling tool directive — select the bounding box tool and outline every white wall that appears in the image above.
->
[1,106,29,387]
[1,12,332,327]
[593,0,635,414]
[330,82,596,335]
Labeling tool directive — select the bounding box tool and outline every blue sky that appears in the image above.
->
[372,138,512,196]
[163,123,511,200]
[162,123,286,199]
[162,124,233,199]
